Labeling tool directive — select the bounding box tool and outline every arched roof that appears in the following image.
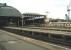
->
[0,3,22,17]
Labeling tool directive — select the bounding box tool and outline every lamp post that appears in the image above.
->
[22,15,24,28]
[21,15,24,35]
[18,18,20,27]
[21,15,25,40]
[45,11,49,27]
[33,16,34,26]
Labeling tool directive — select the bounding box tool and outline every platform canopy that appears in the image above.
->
[0,3,22,17]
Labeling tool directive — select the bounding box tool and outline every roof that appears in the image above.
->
[0,3,22,17]
[23,13,45,17]
[22,13,46,18]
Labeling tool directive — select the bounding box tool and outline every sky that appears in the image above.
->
[0,0,71,19]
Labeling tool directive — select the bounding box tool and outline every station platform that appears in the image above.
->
[0,28,71,50]
[5,27,71,36]
[0,29,47,50]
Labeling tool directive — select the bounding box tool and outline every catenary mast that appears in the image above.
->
[65,0,71,22]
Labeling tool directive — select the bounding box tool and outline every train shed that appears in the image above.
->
[0,3,22,27]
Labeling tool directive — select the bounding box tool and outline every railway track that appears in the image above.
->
[23,27,71,32]
[1,27,71,49]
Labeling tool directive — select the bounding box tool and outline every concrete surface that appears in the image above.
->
[1,29,71,50]
[0,30,48,50]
